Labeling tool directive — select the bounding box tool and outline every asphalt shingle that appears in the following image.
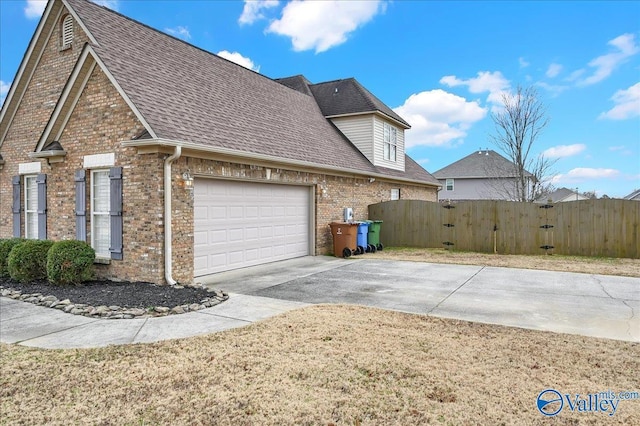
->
[66,0,434,184]
[433,149,531,179]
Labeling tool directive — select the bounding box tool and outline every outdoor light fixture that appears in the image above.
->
[182,171,194,188]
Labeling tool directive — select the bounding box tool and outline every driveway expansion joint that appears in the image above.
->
[427,266,485,314]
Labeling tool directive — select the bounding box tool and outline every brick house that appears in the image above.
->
[0,0,439,285]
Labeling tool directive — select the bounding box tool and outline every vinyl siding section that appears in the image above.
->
[438,178,519,201]
[373,116,405,171]
[330,115,374,162]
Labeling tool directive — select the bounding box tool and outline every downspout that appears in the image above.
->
[164,146,182,286]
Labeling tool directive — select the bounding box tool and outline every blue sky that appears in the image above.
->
[1,0,639,198]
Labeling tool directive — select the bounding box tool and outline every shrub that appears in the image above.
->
[47,240,95,286]
[7,240,54,283]
[0,238,26,278]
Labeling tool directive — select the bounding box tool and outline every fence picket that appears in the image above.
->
[369,199,639,258]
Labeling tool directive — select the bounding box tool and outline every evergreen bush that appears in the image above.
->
[47,240,95,285]
[7,240,54,282]
[0,238,25,278]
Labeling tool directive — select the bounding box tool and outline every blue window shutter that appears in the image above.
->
[12,176,21,237]
[75,170,86,241]
[36,173,47,240]
[109,167,123,260]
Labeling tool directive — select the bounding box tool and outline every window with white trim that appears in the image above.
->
[446,178,454,191]
[383,123,397,162]
[91,170,110,257]
[61,15,74,49]
[390,188,400,200]
[24,175,38,239]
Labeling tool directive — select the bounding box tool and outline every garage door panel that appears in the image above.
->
[194,179,309,276]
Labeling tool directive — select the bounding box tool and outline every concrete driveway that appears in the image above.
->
[200,256,640,342]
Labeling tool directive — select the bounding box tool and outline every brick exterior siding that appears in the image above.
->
[170,158,436,284]
[1,9,437,286]
[0,7,89,237]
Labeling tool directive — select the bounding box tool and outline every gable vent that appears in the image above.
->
[61,15,74,49]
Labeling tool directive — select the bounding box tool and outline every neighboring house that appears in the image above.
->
[0,0,439,285]
[433,149,533,201]
[535,187,589,203]
[624,189,640,201]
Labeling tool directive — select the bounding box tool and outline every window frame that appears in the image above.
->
[390,188,400,201]
[24,175,38,239]
[446,178,454,191]
[383,122,397,162]
[90,169,111,257]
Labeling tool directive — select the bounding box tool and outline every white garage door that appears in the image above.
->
[194,179,310,276]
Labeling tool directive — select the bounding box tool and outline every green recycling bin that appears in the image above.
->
[366,220,384,251]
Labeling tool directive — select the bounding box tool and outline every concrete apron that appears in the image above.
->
[203,256,639,343]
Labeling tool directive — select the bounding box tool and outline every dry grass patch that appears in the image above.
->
[2,305,638,425]
[367,247,640,277]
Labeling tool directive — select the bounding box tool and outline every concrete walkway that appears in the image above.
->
[1,256,638,349]
[0,294,309,349]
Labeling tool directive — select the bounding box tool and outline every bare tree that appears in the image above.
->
[490,86,556,202]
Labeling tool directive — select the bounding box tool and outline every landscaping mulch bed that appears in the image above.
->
[0,278,215,310]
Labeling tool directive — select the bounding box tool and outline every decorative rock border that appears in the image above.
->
[0,287,229,319]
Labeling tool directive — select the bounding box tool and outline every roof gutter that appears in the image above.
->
[164,145,181,286]
[123,138,440,188]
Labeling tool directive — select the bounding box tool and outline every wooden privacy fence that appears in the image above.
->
[368,199,639,258]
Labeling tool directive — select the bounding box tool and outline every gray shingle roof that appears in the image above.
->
[624,189,640,200]
[433,150,532,179]
[64,0,434,185]
[541,187,578,202]
[307,78,410,128]
[274,75,313,96]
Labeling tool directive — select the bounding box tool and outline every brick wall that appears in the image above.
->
[0,6,89,237]
[170,158,437,284]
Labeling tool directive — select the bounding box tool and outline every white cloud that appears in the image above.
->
[1,80,11,106]
[519,57,530,68]
[394,89,487,148]
[217,50,260,72]
[24,0,46,19]
[609,145,626,151]
[546,63,563,78]
[575,33,639,86]
[239,0,279,25]
[536,81,569,97]
[165,26,192,40]
[543,144,586,158]
[553,167,621,184]
[598,82,640,120]
[440,71,510,106]
[267,0,385,53]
